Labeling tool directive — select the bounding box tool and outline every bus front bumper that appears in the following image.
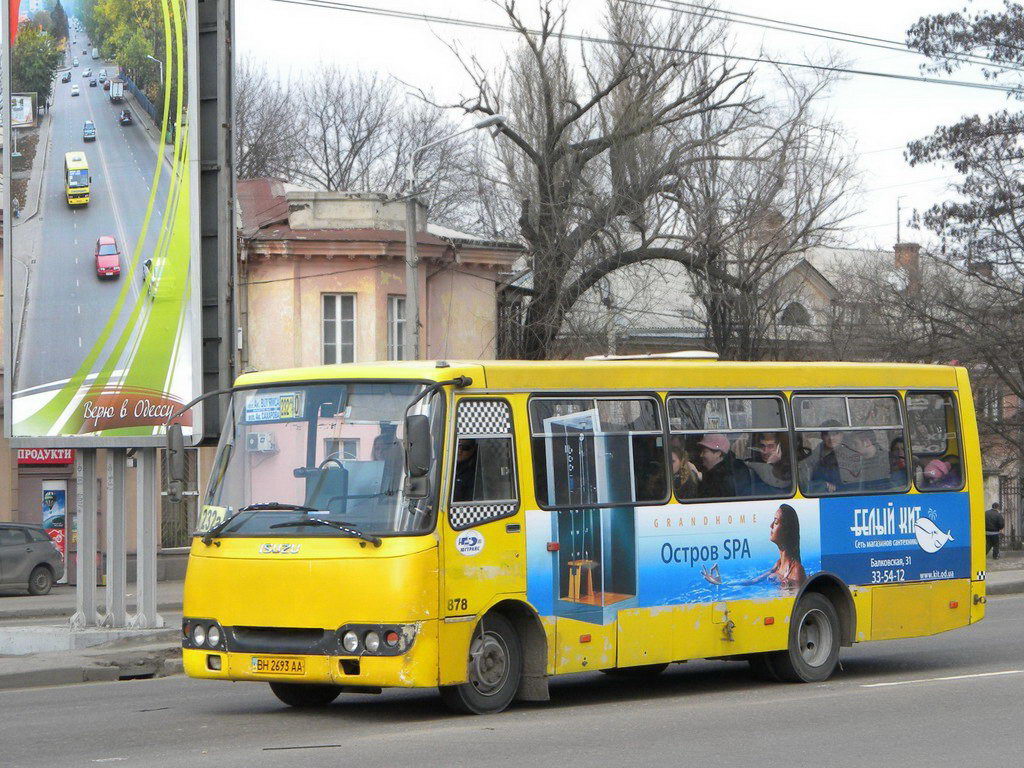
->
[182,619,439,688]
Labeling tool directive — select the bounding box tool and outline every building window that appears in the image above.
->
[324,438,359,460]
[780,302,811,326]
[323,294,355,364]
[388,295,406,361]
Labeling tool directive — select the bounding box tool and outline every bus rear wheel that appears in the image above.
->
[770,593,841,683]
[440,613,522,715]
[269,682,343,708]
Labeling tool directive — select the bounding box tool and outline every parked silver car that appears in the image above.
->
[0,524,64,595]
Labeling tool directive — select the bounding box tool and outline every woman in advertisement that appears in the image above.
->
[746,503,807,594]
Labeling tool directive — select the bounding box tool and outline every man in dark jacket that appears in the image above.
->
[696,434,750,498]
[985,502,1005,560]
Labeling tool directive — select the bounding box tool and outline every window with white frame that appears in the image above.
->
[324,438,360,461]
[388,295,406,361]
[322,294,355,364]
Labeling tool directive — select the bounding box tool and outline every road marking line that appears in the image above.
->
[78,305,81,314]
[862,670,1023,688]
[78,337,83,348]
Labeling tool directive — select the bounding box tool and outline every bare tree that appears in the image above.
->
[667,64,857,360]
[235,55,301,180]
[447,0,753,359]
[290,65,485,226]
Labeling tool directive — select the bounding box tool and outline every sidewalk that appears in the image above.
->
[0,580,184,622]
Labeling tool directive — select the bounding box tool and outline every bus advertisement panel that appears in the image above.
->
[2,0,202,446]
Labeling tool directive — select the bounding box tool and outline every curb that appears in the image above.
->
[987,578,1024,596]
[0,642,181,692]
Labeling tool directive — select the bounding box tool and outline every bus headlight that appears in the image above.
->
[207,625,222,648]
[192,624,206,647]
[342,631,360,653]
[364,631,381,653]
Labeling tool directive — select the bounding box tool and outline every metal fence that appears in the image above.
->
[998,476,1023,550]
[160,449,198,548]
[121,71,159,124]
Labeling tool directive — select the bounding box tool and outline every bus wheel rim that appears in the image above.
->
[798,608,833,667]
[468,631,509,696]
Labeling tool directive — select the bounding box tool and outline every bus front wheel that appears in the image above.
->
[440,613,522,715]
[771,593,841,683]
[269,682,343,708]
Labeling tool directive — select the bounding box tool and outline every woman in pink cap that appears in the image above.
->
[921,458,961,490]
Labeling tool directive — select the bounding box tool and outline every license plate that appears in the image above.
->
[250,656,306,675]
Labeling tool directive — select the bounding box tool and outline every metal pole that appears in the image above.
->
[70,450,98,629]
[131,448,164,629]
[404,194,419,360]
[102,449,127,628]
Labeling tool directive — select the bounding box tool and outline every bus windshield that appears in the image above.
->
[67,169,89,188]
[204,382,441,537]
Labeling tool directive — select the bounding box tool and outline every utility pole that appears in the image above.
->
[404,115,507,360]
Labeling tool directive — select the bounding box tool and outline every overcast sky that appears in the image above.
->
[236,0,1010,250]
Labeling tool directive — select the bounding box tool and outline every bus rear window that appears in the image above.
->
[906,392,964,492]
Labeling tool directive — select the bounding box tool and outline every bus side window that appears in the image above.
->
[793,394,909,496]
[529,396,666,508]
[667,395,792,501]
[450,400,519,530]
[906,391,964,492]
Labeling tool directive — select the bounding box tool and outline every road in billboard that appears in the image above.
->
[3,0,200,444]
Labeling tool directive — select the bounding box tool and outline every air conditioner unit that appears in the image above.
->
[245,432,277,453]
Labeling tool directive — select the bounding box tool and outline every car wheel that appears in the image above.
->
[268,682,342,708]
[440,613,522,715]
[769,593,842,683]
[28,565,53,596]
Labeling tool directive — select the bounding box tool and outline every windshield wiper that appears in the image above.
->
[269,517,382,547]
[201,502,325,545]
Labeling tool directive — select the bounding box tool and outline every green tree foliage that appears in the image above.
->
[50,1,69,40]
[11,22,63,103]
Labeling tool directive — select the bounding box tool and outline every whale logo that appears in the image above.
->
[914,517,954,553]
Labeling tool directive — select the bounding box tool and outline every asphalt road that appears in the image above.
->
[12,36,169,396]
[1,593,1021,768]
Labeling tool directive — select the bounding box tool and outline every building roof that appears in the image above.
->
[236,178,522,252]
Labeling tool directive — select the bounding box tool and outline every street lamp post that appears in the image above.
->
[146,54,163,87]
[404,114,506,361]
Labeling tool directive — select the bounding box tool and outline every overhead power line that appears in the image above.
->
[268,0,1022,94]
[653,0,1024,74]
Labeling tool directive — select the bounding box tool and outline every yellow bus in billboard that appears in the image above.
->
[181,357,986,714]
[64,151,90,205]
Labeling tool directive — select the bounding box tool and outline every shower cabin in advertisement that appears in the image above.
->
[530,398,662,624]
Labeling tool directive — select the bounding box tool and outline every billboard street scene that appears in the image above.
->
[4,0,198,444]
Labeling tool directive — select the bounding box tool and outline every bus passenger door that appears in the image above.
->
[438,398,525,684]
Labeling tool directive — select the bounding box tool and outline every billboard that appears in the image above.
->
[10,92,36,128]
[3,0,202,446]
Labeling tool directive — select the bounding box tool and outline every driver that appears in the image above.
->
[452,439,478,502]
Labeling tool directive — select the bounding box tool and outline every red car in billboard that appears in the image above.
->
[95,235,121,278]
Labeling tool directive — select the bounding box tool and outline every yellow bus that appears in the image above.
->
[64,151,90,205]
[180,356,985,713]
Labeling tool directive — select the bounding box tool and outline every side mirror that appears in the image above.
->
[404,414,432,498]
[167,423,186,503]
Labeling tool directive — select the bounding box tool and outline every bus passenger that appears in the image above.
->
[848,430,890,491]
[922,459,961,490]
[748,431,792,494]
[696,434,750,498]
[889,437,908,488]
[807,420,843,493]
[670,440,701,500]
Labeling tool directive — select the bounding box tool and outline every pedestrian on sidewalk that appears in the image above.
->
[985,502,1005,560]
